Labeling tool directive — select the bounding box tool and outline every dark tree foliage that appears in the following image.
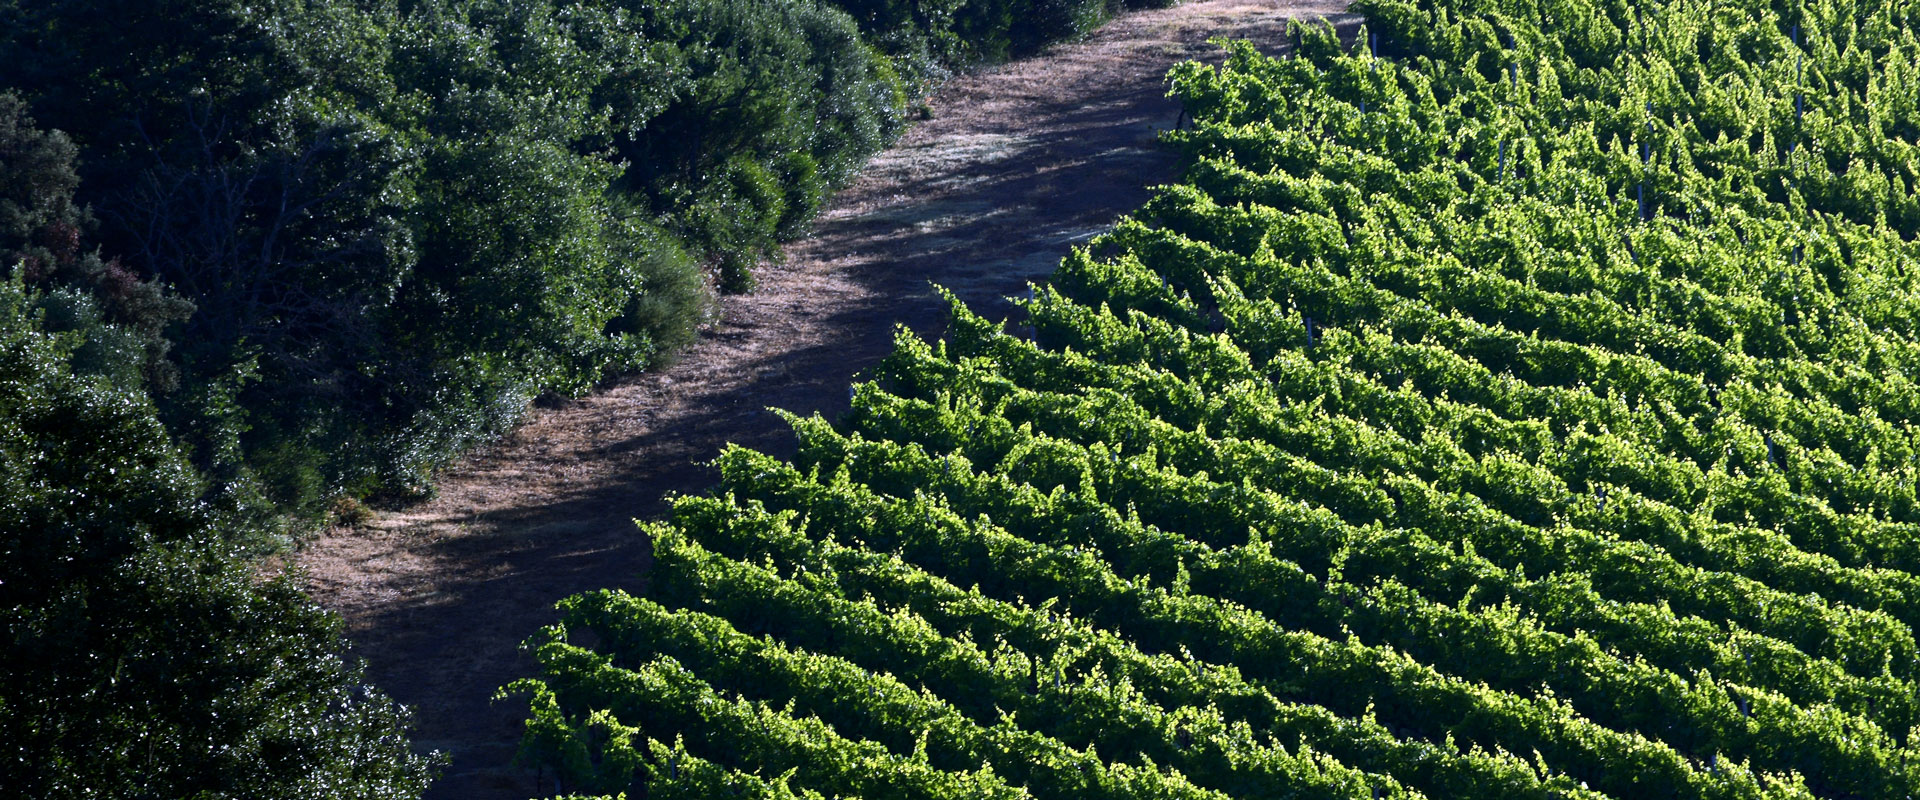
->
[0,0,424,519]
[830,0,1181,78]
[371,0,661,490]
[0,0,1159,521]
[0,93,190,395]
[0,277,437,798]
[598,0,907,291]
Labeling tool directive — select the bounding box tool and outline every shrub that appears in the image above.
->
[606,0,905,292]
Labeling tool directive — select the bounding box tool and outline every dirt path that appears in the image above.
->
[298,2,1353,796]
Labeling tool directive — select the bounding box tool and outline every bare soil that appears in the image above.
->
[297,2,1355,797]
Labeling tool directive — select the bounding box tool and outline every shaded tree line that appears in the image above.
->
[1,0,1169,527]
[0,0,1169,795]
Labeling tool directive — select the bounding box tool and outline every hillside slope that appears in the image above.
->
[297,2,1349,797]
[507,0,1920,795]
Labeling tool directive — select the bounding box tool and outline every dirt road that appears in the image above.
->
[298,2,1354,796]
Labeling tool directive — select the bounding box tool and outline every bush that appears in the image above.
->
[607,218,714,361]
[1005,0,1114,54]
[842,0,1154,66]
[607,0,906,292]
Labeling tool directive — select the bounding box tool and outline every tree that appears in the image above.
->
[0,274,438,798]
[0,92,190,393]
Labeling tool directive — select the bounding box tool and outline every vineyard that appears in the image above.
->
[505,0,1920,796]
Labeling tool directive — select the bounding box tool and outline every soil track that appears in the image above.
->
[299,2,1355,796]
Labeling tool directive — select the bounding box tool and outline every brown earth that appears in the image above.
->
[297,2,1356,797]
